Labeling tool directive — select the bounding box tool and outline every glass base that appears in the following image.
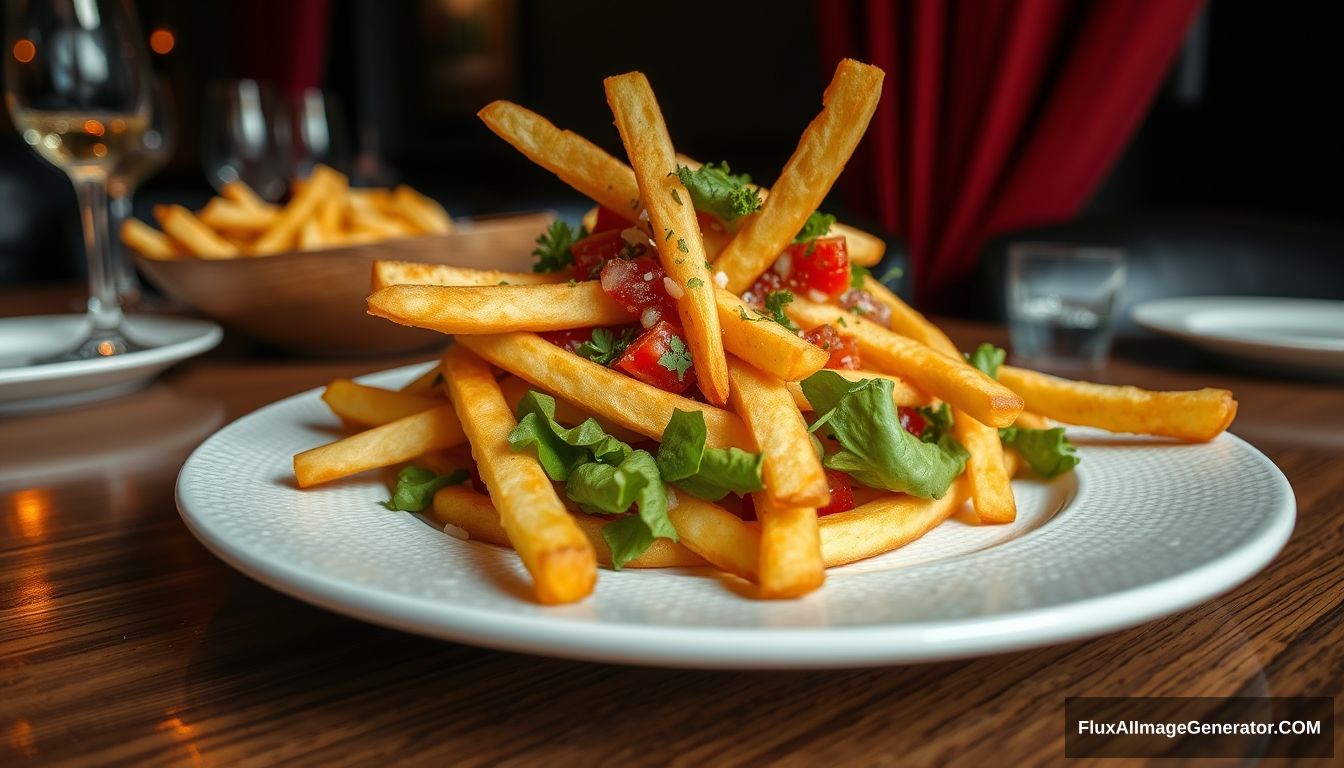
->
[35,327,150,365]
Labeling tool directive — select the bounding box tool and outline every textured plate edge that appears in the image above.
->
[0,315,224,386]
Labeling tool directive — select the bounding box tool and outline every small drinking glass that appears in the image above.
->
[201,79,287,201]
[284,87,348,181]
[1007,243,1126,371]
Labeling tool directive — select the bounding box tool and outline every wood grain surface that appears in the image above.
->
[1,287,1341,767]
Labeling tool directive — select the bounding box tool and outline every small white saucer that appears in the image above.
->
[0,314,222,414]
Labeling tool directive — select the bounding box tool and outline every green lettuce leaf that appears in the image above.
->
[674,162,762,224]
[802,370,967,499]
[565,450,676,569]
[1000,426,1079,478]
[508,390,630,480]
[966,343,1006,379]
[382,465,469,512]
[655,409,764,501]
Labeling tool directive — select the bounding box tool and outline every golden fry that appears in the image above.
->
[154,204,240,259]
[391,185,453,235]
[605,72,729,405]
[293,404,466,488]
[371,260,565,291]
[119,218,178,259]
[714,60,884,292]
[197,198,278,233]
[220,179,272,211]
[456,332,751,448]
[254,164,347,254]
[997,366,1238,442]
[860,274,958,355]
[441,345,596,604]
[666,492,760,581]
[953,414,1015,524]
[429,485,705,569]
[400,364,442,395]
[786,369,929,411]
[787,297,1023,427]
[819,481,970,566]
[368,282,632,335]
[322,379,440,427]
[727,358,828,508]
[753,492,824,599]
[716,289,828,381]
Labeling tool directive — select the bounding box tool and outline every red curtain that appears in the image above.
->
[233,0,331,94]
[817,0,1204,311]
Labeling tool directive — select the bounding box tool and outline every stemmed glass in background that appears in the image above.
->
[5,0,153,360]
[201,79,287,201]
[108,73,175,306]
[285,87,347,181]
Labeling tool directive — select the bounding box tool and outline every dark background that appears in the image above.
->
[2,0,1339,306]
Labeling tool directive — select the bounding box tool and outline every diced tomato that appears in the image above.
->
[614,320,694,394]
[782,236,850,298]
[803,324,861,369]
[569,229,652,280]
[591,206,628,233]
[600,255,677,319]
[540,327,597,354]
[898,406,926,436]
[817,469,855,516]
[742,270,784,309]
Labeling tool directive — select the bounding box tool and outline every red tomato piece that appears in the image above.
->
[591,206,628,233]
[782,236,850,298]
[569,229,652,280]
[539,327,597,354]
[898,406,927,436]
[599,255,677,320]
[614,320,694,394]
[817,469,855,516]
[742,270,784,309]
[803,324,861,369]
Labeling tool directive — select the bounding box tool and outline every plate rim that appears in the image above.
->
[1131,296,1344,354]
[175,363,1297,668]
[0,313,223,386]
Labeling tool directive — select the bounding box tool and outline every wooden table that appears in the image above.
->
[3,287,1341,767]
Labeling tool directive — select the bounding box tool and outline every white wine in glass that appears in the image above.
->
[5,0,153,361]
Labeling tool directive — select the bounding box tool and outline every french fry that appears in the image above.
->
[119,218,178,259]
[440,345,596,604]
[322,379,440,427]
[400,364,442,395]
[317,195,344,242]
[786,369,929,411]
[429,485,705,569]
[371,260,565,291]
[154,204,240,259]
[753,492,824,599]
[220,179,272,211]
[478,100,643,222]
[714,60,884,292]
[787,297,1023,427]
[496,375,643,445]
[666,492,760,581]
[727,358,828,508]
[298,218,326,250]
[391,185,453,235]
[819,481,970,566]
[197,198,279,233]
[715,289,828,381]
[254,164,346,254]
[367,282,633,334]
[953,415,1015,524]
[1014,411,1052,430]
[346,194,414,239]
[860,274,959,354]
[456,332,751,449]
[293,404,466,487]
[605,72,729,405]
[997,366,1238,442]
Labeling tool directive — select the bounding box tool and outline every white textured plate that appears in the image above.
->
[0,314,223,414]
[1132,297,1344,376]
[177,364,1296,668]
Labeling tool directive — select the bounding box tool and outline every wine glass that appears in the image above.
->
[108,73,175,306]
[5,0,154,360]
[201,79,287,202]
[284,87,348,181]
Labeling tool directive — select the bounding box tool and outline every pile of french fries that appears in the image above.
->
[292,60,1238,605]
[119,164,453,260]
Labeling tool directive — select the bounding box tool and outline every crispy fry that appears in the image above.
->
[786,369,929,410]
[753,492,824,598]
[496,375,643,445]
[346,194,415,239]
[197,198,279,233]
[666,492,760,581]
[456,332,751,448]
[317,195,343,241]
[727,358,828,508]
[997,366,1238,441]
[254,164,346,254]
[391,186,453,234]
[322,379,440,427]
[714,60,884,292]
[787,297,1023,427]
[220,179,272,211]
[860,274,958,354]
[119,218,178,259]
[953,414,1016,524]
[298,218,326,250]
[605,72,729,405]
[819,481,970,566]
[293,404,466,488]
[478,100,642,223]
[441,345,596,604]
[154,204,240,259]
[400,364,442,395]
[428,485,706,569]
[368,282,632,335]
[715,289,828,381]
[371,260,565,291]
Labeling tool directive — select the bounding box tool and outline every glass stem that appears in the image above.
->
[72,170,122,332]
[108,193,141,304]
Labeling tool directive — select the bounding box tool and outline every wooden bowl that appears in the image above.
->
[135,211,551,356]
